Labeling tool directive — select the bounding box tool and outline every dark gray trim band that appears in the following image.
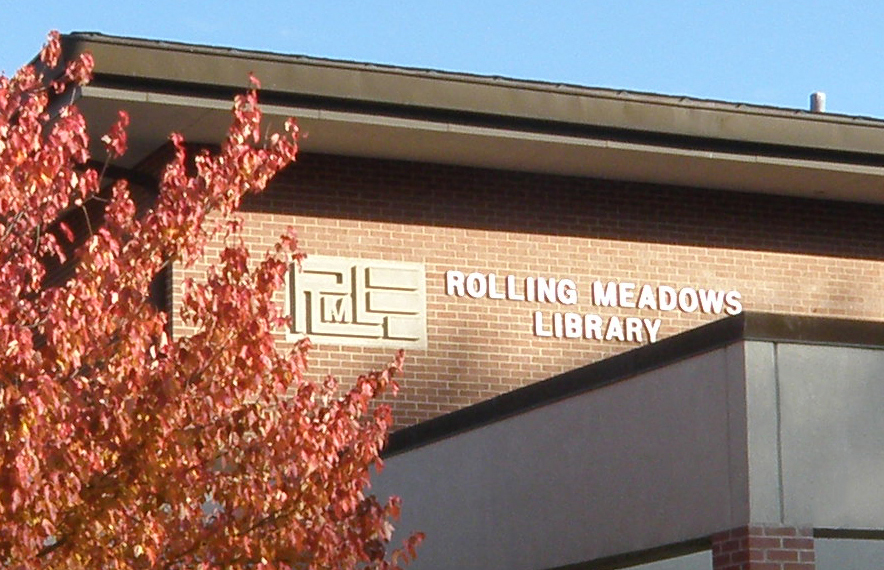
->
[815,529,884,540]
[549,537,710,570]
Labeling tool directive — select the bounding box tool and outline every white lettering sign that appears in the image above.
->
[446,270,742,344]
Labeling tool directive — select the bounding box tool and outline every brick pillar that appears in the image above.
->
[711,525,815,570]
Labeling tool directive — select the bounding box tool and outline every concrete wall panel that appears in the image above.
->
[816,538,884,570]
[744,341,783,522]
[375,345,748,570]
[775,344,884,528]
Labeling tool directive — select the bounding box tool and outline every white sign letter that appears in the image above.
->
[466,273,487,298]
[558,279,578,305]
[644,319,662,343]
[534,311,552,337]
[593,281,618,307]
[725,291,743,315]
[446,270,465,296]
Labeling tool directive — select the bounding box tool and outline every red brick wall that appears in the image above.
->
[712,525,815,570]
[172,153,884,427]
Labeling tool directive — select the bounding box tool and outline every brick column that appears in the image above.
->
[711,525,815,570]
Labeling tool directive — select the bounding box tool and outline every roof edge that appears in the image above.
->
[58,32,881,124]
[60,33,884,160]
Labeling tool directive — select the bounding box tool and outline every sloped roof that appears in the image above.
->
[60,32,884,203]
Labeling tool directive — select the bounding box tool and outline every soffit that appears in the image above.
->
[77,85,884,204]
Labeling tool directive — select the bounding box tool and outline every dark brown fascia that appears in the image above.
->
[59,32,884,167]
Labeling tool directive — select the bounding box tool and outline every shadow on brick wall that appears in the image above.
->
[241,153,884,262]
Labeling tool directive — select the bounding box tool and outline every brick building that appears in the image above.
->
[61,33,884,570]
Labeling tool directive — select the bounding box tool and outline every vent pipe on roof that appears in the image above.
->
[810,92,826,113]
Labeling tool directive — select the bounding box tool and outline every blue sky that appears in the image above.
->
[4,1,884,118]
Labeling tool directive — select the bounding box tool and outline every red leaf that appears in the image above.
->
[58,221,74,243]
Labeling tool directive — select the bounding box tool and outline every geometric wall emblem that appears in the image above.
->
[287,256,427,349]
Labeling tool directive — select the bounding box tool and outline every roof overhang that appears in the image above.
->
[61,33,884,203]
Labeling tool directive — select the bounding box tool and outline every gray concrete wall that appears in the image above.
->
[772,344,884,528]
[816,538,884,570]
[375,338,884,570]
[375,344,748,570]
[630,550,712,570]
[744,341,784,523]
[743,342,884,528]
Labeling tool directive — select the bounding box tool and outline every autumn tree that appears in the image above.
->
[0,32,421,570]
